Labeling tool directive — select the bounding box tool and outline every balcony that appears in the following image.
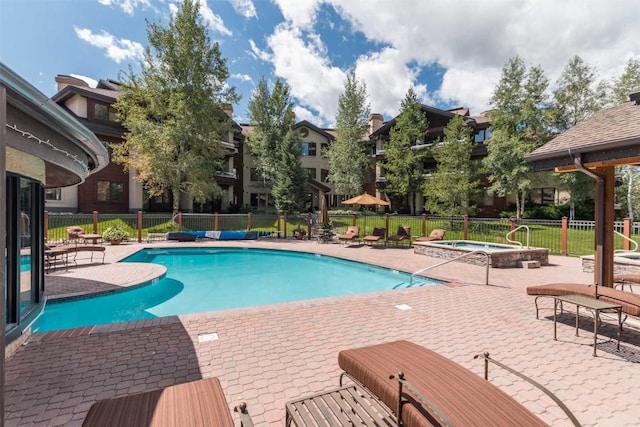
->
[214,169,237,186]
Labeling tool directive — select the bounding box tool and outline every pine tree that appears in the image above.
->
[384,88,429,213]
[247,78,307,213]
[483,57,550,219]
[112,0,239,215]
[423,115,480,216]
[327,72,371,196]
[551,55,607,220]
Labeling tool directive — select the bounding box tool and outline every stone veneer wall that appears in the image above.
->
[581,255,640,274]
[413,244,549,268]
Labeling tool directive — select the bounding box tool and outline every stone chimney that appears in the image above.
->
[369,113,383,135]
[55,75,89,92]
[222,104,233,118]
[630,86,640,105]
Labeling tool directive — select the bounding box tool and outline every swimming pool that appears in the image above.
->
[32,248,441,332]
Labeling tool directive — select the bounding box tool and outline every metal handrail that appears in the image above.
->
[409,250,491,287]
[613,229,639,253]
[506,224,529,248]
[474,352,581,426]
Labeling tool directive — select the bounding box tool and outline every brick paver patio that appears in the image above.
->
[5,240,640,426]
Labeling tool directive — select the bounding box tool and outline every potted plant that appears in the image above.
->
[293,227,307,240]
[102,225,129,245]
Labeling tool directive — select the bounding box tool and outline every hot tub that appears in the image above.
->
[582,251,640,274]
[413,240,549,268]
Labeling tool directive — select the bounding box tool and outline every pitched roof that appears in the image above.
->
[526,98,640,170]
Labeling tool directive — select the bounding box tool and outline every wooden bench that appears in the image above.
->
[83,378,252,426]
[526,283,640,319]
[287,340,580,426]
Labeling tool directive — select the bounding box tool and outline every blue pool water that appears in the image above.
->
[32,248,440,332]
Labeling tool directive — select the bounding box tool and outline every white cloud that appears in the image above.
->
[272,0,320,30]
[267,0,639,119]
[196,0,232,36]
[232,73,254,84]
[98,0,152,15]
[265,24,346,125]
[70,74,98,88]
[228,0,257,18]
[293,105,317,123]
[248,39,272,61]
[74,26,145,63]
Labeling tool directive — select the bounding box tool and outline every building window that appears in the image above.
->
[530,187,556,205]
[249,168,262,182]
[301,142,317,156]
[90,101,116,122]
[45,188,62,201]
[320,143,329,157]
[97,181,124,202]
[474,128,493,143]
[306,168,316,180]
[321,169,330,183]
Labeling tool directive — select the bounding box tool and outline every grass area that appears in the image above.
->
[45,213,639,257]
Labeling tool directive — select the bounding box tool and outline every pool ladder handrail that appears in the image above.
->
[613,229,639,253]
[409,250,491,287]
[505,225,529,248]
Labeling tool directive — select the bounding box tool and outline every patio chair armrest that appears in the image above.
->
[234,402,254,427]
[474,352,581,427]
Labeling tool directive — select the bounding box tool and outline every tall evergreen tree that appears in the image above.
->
[483,57,550,219]
[423,115,480,216]
[610,58,640,104]
[112,0,239,215]
[247,78,306,213]
[327,72,371,196]
[384,88,429,213]
[551,55,607,220]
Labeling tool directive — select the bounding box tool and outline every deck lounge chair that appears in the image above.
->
[338,226,360,243]
[526,282,640,319]
[67,226,102,244]
[82,377,253,427]
[414,228,445,242]
[363,227,386,245]
[614,274,640,292]
[335,340,578,427]
[387,225,411,246]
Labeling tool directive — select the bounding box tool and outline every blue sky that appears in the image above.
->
[1,0,639,127]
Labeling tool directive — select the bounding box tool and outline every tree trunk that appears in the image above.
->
[627,168,634,222]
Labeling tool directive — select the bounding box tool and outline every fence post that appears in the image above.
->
[352,214,357,226]
[284,213,288,238]
[178,212,182,231]
[623,218,631,251]
[307,214,312,240]
[214,213,219,231]
[385,213,390,242]
[421,213,427,237]
[463,215,469,240]
[44,210,48,242]
[92,210,98,234]
[247,212,252,230]
[137,211,143,243]
[276,212,281,239]
[561,216,568,256]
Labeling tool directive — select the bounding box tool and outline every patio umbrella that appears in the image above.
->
[320,195,330,224]
[342,192,390,207]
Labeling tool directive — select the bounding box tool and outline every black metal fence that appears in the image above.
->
[44,211,640,257]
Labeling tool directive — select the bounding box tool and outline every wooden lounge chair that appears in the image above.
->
[338,226,359,243]
[67,226,102,244]
[414,228,445,242]
[387,225,411,246]
[336,340,578,427]
[83,377,253,427]
[363,227,386,246]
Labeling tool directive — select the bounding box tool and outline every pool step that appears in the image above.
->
[518,260,540,269]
